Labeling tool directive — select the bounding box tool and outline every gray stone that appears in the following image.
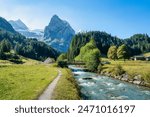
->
[121,77,128,81]
[44,15,75,52]
[134,75,142,80]
[133,80,141,85]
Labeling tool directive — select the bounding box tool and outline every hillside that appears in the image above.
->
[0,17,16,34]
[67,31,150,61]
[0,17,59,61]
[67,31,123,61]
[124,34,150,55]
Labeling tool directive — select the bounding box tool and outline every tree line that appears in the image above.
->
[67,31,150,61]
[0,29,59,61]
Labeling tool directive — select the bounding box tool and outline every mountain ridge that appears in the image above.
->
[9,19,44,39]
[0,16,59,60]
[0,17,16,34]
[44,15,75,52]
[9,19,29,30]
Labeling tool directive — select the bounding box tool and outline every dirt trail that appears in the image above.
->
[38,69,62,100]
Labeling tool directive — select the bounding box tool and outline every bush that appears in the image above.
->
[9,59,23,64]
[57,53,67,62]
[97,64,103,73]
[142,73,150,83]
[57,61,68,68]
[110,64,125,76]
[128,72,138,80]
[11,54,19,59]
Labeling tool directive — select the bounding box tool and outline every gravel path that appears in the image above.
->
[38,69,62,100]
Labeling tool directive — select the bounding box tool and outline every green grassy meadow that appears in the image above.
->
[0,62,58,100]
[144,52,150,57]
[0,58,80,100]
[101,58,150,83]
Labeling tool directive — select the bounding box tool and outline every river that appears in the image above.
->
[68,65,150,100]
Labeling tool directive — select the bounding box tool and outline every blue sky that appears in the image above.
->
[0,0,150,38]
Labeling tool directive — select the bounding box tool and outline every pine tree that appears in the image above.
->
[0,48,4,59]
[0,39,11,52]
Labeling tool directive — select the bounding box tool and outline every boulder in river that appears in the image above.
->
[82,78,93,80]
[74,73,79,76]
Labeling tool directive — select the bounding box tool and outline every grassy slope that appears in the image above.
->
[101,58,150,82]
[0,60,58,100]
[52,68,80,100]
[144,52,150,57]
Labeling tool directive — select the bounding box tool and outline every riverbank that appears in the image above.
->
[100,71,150,88]
[52,68,81,100]
[69,65,150,100]
[101,58,150,88]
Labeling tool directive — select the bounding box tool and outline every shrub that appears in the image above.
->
[57,61,68,68]
[110,64,125,76]
[142,73,150,83]
[128,72,138,80]
[97,64,103,73]
[57,53,67,62]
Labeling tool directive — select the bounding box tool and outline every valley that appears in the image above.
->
[0,15,150,100]
[0,59,80,100]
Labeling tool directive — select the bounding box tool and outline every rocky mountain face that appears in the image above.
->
[0,17,16,34]
[44,15,75,52]
[9,19,44,40]
[0,16,59,60]
[9,19,28,30]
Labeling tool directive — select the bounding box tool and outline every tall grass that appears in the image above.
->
[0,64,58,99]
[52,69,80,100]
[101,58,150,82]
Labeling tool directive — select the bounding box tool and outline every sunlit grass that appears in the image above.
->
[52,68,80,100]
[0,64,58,100]
[101,58,150,83]
[144,52,150,57]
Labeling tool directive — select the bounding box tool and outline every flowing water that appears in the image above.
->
[68,65,150,100]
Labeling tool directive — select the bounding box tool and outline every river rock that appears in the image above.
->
[140,81,145,85]
[133,80,141,85]
[129,80,133,83]
[121,77,128,81]
[121,74,129,81]
[82,78,93,80]
[74,74,79,76]
[142,81,150,86]
[133,75,142,80]
[114,75,121,79]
